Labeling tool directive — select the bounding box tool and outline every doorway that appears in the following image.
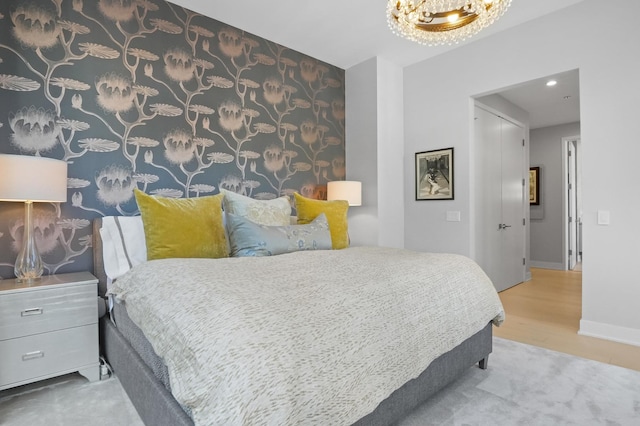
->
[475,71,584,358]
[564,137,582,270]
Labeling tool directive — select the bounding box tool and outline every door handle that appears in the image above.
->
[498,224,512,230]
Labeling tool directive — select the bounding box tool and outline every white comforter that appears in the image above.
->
[109,246,504,426]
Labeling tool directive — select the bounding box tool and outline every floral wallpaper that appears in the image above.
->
[0,0,345,279]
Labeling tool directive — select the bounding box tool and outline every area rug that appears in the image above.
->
[2,337,639,425]
[399,337,640,425]
[0,373,142,426]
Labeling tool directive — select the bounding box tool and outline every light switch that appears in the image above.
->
[597,210,610,225]
[446,211,461,222]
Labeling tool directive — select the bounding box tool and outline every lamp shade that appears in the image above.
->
[0,154,67,202]
[327,180,362,206]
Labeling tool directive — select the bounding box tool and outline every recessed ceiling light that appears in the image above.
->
[546,80,557,87]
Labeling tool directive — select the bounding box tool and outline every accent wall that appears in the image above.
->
[0,0,345,279]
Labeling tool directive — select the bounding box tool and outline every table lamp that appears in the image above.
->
[0,154,67,281]
[327,180,362,206]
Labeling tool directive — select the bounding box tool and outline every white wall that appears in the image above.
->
[530,122,581,269]
[346,58,404,248]
[474,94,530,127]
[401,0,640,346]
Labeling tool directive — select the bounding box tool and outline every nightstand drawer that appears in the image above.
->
[0,285,97,341]
[0,324,98,388]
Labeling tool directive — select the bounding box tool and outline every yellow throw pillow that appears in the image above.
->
[294,192,349,249]
[134,189,228,260]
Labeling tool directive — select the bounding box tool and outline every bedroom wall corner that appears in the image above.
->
[346,58,379,247]
[376,57,405,249]
[346,57,404,248]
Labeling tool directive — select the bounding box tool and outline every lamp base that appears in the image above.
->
[15,201,44,282]
[16,275,43,284]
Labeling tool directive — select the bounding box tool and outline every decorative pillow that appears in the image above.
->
[294,192,349,249]
[134,189,228,260]
[226,212,332,257]
[221,189,291,226]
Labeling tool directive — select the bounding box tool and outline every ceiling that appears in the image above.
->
[488,69,581,129]
[168,0,584,128]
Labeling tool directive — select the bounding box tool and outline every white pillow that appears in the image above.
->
[100,216,147,281]
[221,189,291,226]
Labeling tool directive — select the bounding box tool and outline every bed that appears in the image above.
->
[92,198,504,425]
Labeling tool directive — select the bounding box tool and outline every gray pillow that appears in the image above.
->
[226,212,332,257]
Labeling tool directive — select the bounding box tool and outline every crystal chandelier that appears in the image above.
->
[387,0,512,46]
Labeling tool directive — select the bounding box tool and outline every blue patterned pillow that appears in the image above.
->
[226,212,332,257]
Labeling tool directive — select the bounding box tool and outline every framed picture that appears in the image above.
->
[415,148,454,200]
[529,166,540,205]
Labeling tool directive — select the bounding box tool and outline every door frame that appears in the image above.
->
[562,136,581,270]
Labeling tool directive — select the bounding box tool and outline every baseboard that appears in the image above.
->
[529,261,564,270]
[579,320,640,348]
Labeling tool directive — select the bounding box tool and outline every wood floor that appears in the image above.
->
[493,267,640,372]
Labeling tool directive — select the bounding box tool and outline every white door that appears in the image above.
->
[500,119,526,289]
[474,106,526,292]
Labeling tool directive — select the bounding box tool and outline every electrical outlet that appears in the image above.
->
[597,210,610,225]
[100,363,110,380]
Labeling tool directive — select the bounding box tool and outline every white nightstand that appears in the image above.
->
[0,272,100,391]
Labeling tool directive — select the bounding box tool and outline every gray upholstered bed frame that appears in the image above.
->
[92,218,492,426]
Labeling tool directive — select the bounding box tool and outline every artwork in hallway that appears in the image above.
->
[0,0,345,278]
[529,166,540,205]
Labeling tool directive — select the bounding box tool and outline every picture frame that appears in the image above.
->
[529,166,540,205]
[415,148,454,200]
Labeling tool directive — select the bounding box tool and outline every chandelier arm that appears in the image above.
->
[416,9,480,32]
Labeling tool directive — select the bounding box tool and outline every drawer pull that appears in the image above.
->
[22,351,45,361]
[21,308,43,317]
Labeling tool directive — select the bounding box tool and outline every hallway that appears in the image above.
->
[494,267,640,371]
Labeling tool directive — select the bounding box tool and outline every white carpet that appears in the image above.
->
[0,372,142,426]
[400,337,640,425]
[2,337,639,425]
